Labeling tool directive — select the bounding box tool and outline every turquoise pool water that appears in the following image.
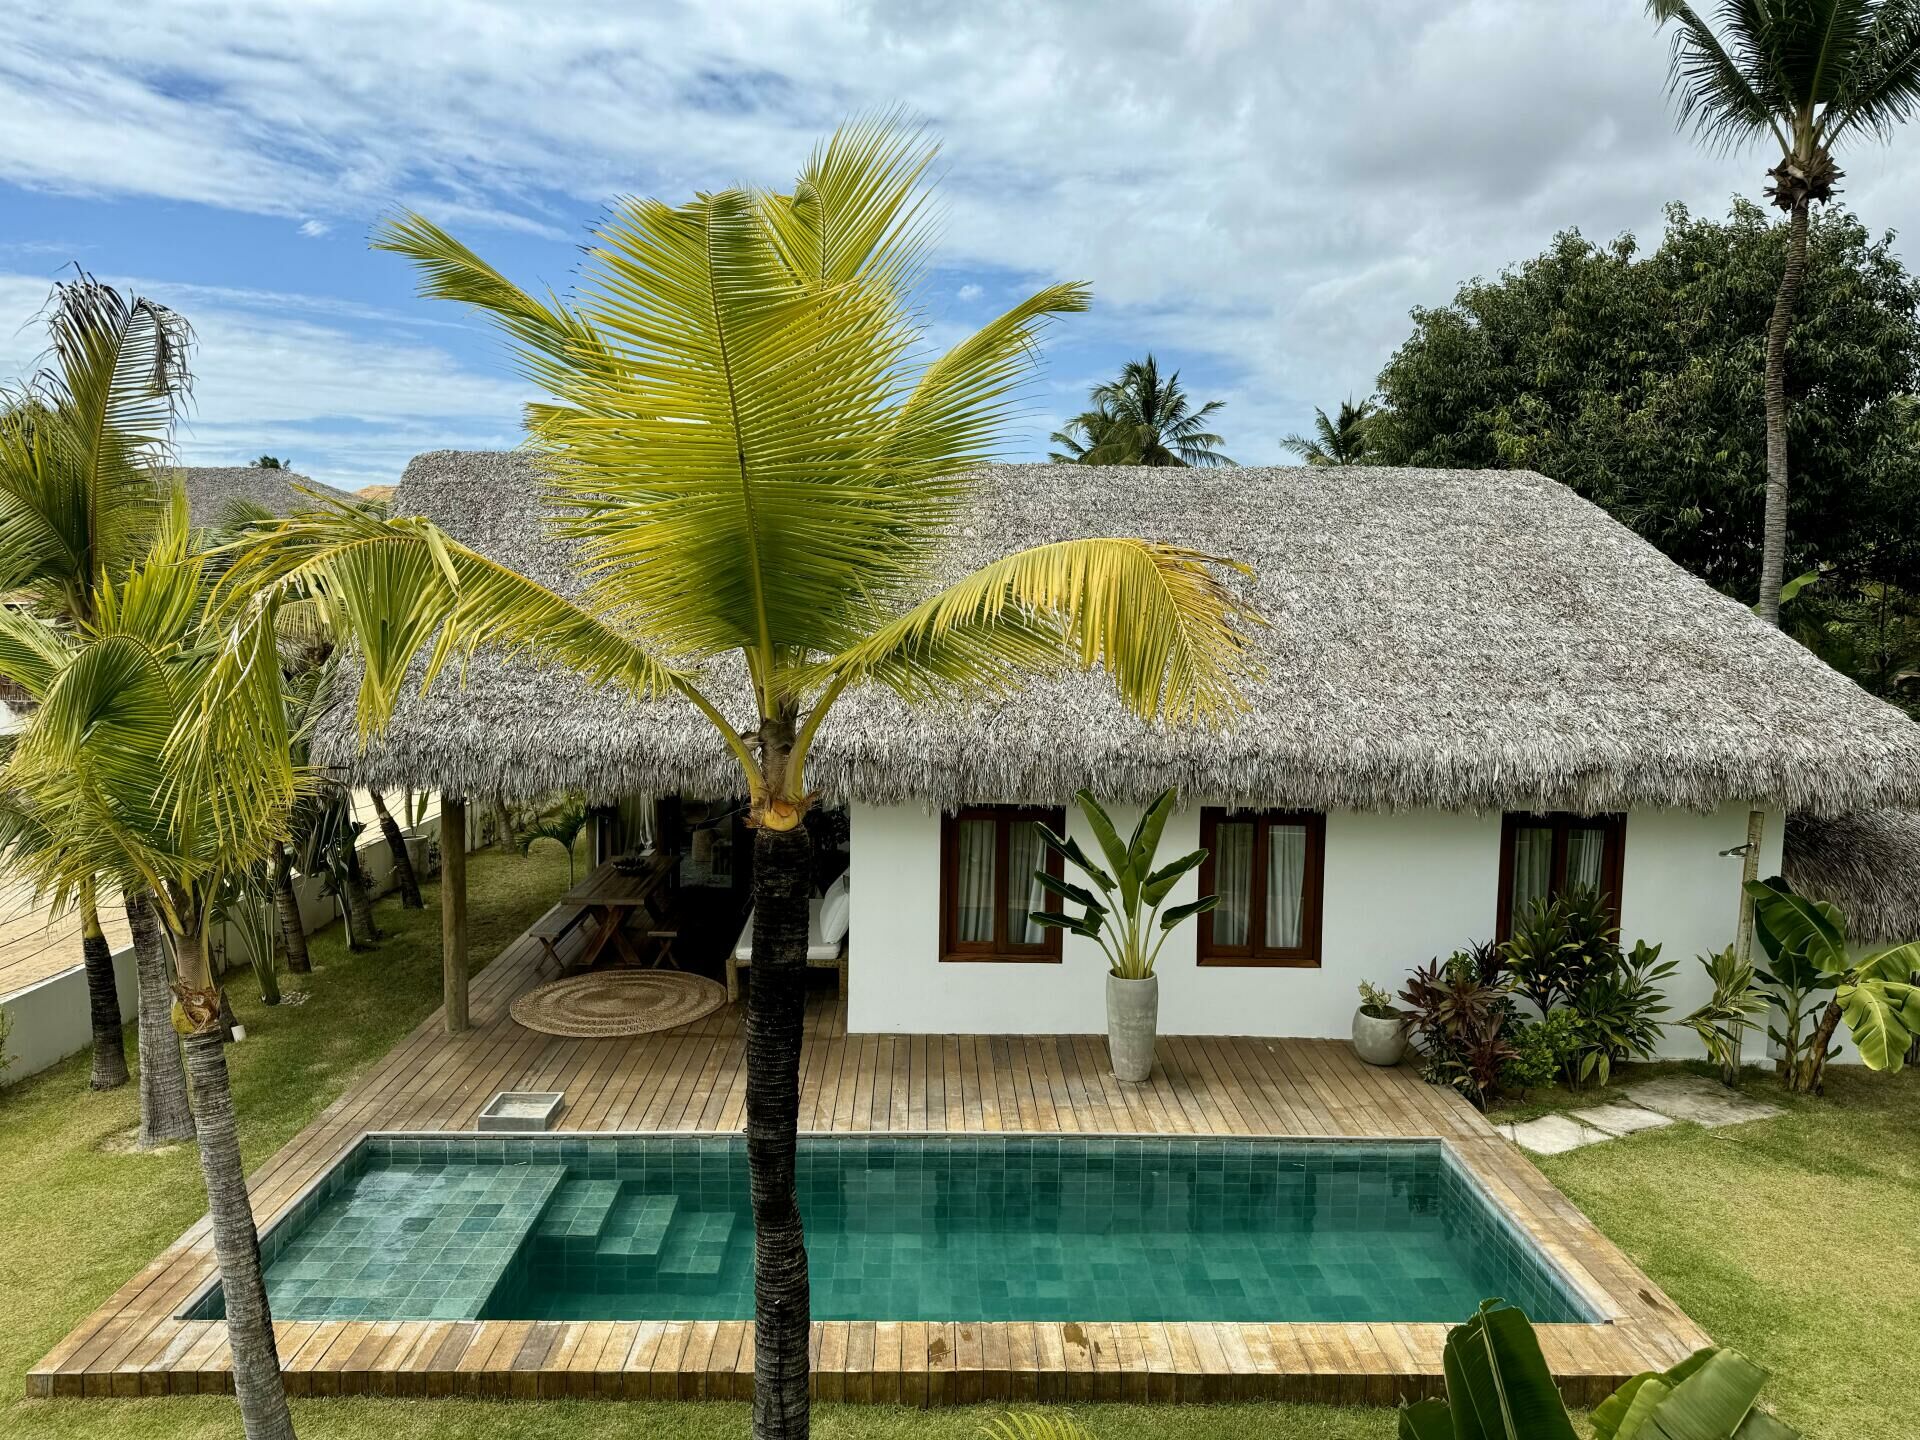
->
[188,1135,1597,1325]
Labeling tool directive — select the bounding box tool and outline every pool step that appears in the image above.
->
[594,1193,680,1259]
[657,1208,736,1277]
[534,1178,622,1245]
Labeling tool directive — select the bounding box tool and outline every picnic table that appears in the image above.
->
[558,854,679,970]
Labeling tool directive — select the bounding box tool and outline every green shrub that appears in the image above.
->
[1501,1009,1583,1092]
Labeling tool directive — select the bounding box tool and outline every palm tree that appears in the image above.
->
[368,790,423,907]
[1647,0,1920,625]
[1,494,302,1440]
[0,275,192,1102]
[1282,397,1377,465]
[1049,354,1235,466]
[215,119,1256,1440]
[519,794,589,885]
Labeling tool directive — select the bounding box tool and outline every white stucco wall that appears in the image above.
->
[847,798,1782,1057]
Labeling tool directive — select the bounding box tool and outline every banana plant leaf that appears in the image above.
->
[1073,790,1138,910]
[1836,979,1920,1071]
[1434,1302,1577,1440]
[1035,825,1113,894]
[1590,1345,1790,1440]
[1125,788,1176,877]
[1745,878,1848,974]
[1142,850,1205,907]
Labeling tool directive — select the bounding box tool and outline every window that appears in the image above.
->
[1496,812,1626,938]
[1196,809,1326,966]
[939,806,1066,962]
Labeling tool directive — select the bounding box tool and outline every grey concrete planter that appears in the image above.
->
[1351,1008,1408,1067]
[1106,973,1159,1083]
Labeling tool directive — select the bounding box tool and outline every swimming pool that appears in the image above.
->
[187,1134,1599,1326]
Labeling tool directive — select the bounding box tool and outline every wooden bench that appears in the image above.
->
[527,904,590,972]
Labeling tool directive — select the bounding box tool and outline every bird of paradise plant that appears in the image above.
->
[208,117,1257,1440]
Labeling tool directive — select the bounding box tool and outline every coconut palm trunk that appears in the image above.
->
[174,924,295,1440]
[745,817,815,1438]
[79,880,129,1090]
[341,842,379,947]
[368,790,423,908]
[1757,201,1808,626]
[270,846,310,974]
[126,892,194,1146]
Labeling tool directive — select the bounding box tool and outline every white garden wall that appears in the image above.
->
[1,807,460,1087]
[847,798,1782,1058]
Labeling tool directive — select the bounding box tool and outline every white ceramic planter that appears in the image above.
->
[1106,973,1159,1082]
[1351,1008,1407,1067]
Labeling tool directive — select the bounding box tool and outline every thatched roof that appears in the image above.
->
[1784,809,1920,945]
[173,466,355,528]
[311,451,1920,815]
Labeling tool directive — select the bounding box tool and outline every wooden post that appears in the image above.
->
[441,795,469,1034]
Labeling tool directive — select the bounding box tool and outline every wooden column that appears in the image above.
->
[441,795,469,1034]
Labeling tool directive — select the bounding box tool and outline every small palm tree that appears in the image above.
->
[1049,355,1234,466]
[0,275,192,1107]
[1282,397,1377,466]
[1647,0,1920,624]
[1,494,303,1440]
[215,118,1256,1440]
[519,794,590,884]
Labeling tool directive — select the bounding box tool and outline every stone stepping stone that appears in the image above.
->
[1569,1103,1673,1138]
[1497,1114,1612,1155]
[1625,1076,1783,1129]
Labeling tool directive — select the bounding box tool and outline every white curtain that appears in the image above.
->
[1213,821,1253,946]
[1567,825,1607,896]
[956,819,996,943]
[1511,824,1553,923]
[1266,824,1307,949]
[1007,820,1047,944]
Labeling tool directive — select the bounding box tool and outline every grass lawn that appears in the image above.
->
[5,868,1909,1440]
[1491,1061,1920,1440]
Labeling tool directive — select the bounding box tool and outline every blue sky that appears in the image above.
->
[4,1,1917,491]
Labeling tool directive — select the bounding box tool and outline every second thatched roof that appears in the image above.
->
[1784,809,1920,945]
[311,451,1920,816]
[174,466,355,529]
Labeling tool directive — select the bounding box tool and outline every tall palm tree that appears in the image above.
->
[1282,397,1377,466]
[215,119,1256,1440]
[1049,354,1235,466]
[0,275,192,1103]
[1647,0,1920,625]
[1,493,302,1440]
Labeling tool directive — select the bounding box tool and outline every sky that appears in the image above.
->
[3,0,1919,492]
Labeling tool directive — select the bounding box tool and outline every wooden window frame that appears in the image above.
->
[939,805,1067,963]
[1495,812,1627,941]
[1196,809,1326,968]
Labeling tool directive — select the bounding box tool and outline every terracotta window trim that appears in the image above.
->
[939,805,1067,963]
[1196,809,1326,968]
[1494,812,1627,941]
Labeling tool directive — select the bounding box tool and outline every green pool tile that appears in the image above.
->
[196,1136,1596,1327]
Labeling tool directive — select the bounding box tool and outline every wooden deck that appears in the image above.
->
[29,909,1709,1407]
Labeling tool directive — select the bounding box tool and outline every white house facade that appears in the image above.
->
[847,798,1782,1054]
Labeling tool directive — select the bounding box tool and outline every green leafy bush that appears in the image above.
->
[1504,886,1623,1015]
[1501,1009,1583,1092]
[1566,939,1676,1086]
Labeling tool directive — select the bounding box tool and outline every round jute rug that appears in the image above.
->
[509,971,727,1037]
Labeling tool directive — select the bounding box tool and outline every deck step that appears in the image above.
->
[657,1208,736,1276]
[533,1177,622,1244]
[594,1193,679,1259]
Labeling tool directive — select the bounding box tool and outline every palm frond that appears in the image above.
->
[1647,0,1785,151]
[1824,0,1920,141]
[757,110,939,295]
[210,500,689,746]
[806,537,1262,726]
[0,275,190,607]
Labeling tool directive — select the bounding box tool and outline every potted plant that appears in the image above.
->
[1352,979,1407,1066]
[1031,788,1216,1083]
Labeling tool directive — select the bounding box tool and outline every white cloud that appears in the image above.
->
[3,0,1916,454]
[957,283,982,302]
[0,270,531,488]
[298,219,330,238]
